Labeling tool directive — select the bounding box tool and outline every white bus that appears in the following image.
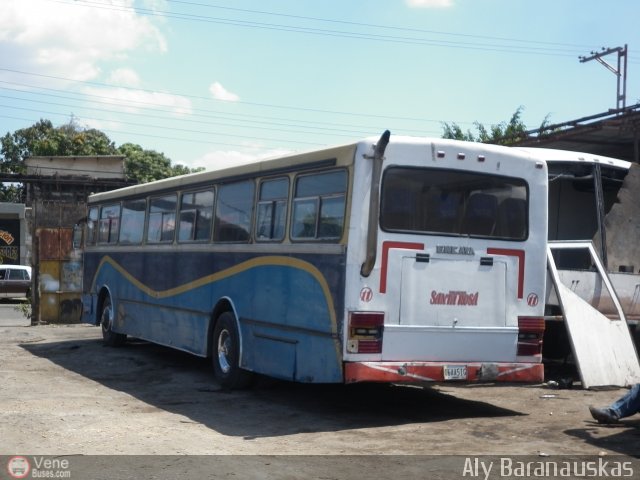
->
[517,148,640,355]
[80,131,549,387]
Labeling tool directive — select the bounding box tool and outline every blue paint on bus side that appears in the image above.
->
[83,251,346,383]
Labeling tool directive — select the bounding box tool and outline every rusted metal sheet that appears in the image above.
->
[39,260,60,293]
[38,228,74,261]
[59,292,82,323]
[61,260,82,292]
[39,292,60,324]
[36,229,82,324]
[38,229,61,261]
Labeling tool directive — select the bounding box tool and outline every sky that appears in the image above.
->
[1,0,639,170]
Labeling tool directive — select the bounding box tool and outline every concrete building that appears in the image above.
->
[23,155,130,324]
[0,203,30,266]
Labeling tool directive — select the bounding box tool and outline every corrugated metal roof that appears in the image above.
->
[512,104,640,162]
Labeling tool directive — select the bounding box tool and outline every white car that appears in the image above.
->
[0,265,32,299]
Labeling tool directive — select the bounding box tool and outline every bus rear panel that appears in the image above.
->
[344,137,548,384]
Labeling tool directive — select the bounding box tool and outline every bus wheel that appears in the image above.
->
[212,312,253,389]
[100,296,126,347]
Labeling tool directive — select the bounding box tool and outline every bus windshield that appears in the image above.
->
[380,166,528,240]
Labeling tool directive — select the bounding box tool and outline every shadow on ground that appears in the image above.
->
[21,337,523,439]
[565,422,640,457]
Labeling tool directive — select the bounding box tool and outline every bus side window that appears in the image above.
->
[86,207,99,246]
[179,190,214,242]
[214,181,254,243]
[147,195,177,244]
[119,199,146,245]
[256,178,289,242]
[291,170,347,241]
[98,204,121,244]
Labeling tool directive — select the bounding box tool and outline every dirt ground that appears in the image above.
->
[1,324,639,477]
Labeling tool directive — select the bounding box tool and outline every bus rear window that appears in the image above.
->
[381,167,528,240]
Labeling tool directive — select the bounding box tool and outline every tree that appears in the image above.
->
[118,143,201,183]
[441,106,547,145]
[0,119,201,202]
[1,119,117,168]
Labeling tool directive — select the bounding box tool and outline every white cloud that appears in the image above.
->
[195,147,293,170]
[142,0,169,11]
[406,0,454,7]
[209,82,240,102]
[82,86,193,116]
[107,68,141,87]
[0,0,166,82]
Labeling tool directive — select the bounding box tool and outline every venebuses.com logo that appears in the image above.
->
[6,456,71,479]
[6,456,30,479]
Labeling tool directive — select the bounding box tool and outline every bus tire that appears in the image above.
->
[212,312,253,389]
[100,296,126,347]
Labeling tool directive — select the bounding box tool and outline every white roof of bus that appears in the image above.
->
[89,140,361,203]
[89,134,545,203]
[515,147,631,170]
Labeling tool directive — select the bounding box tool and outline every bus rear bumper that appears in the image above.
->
[344,361,544,384]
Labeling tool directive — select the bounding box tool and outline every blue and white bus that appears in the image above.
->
[80,131,549,388]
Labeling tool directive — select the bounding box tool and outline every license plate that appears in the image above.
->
[443,365,467,380]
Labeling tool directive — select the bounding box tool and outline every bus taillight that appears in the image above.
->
[347,312,384,354]
[517,316,545,356]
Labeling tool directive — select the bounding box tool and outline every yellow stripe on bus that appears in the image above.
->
[92,255,343,362]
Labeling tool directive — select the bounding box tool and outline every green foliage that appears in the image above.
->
[0,118,202,201]
[14,298,31,320]
[441,106,534,145]
[118,143,172,183]
[117,143,202,183]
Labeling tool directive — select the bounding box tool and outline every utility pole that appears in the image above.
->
[579,44,628,111]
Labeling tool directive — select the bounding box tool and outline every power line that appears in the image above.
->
[0,67,447,124]
[0,103,327,147]
[162,0,596,50]
[51,0,587,57]
[0,91,376,139]
[0,113,322,151]
[0,80,443,130]
[0,79,452,134]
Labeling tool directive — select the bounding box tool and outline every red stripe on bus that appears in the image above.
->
[487,248,525,299]
[344,362,544,384]
[379,241,424,293]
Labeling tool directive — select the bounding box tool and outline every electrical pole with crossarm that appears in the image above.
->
[579,44,628,111]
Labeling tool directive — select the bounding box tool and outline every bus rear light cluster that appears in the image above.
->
[517,316,545,356]
[347,311,384,354]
